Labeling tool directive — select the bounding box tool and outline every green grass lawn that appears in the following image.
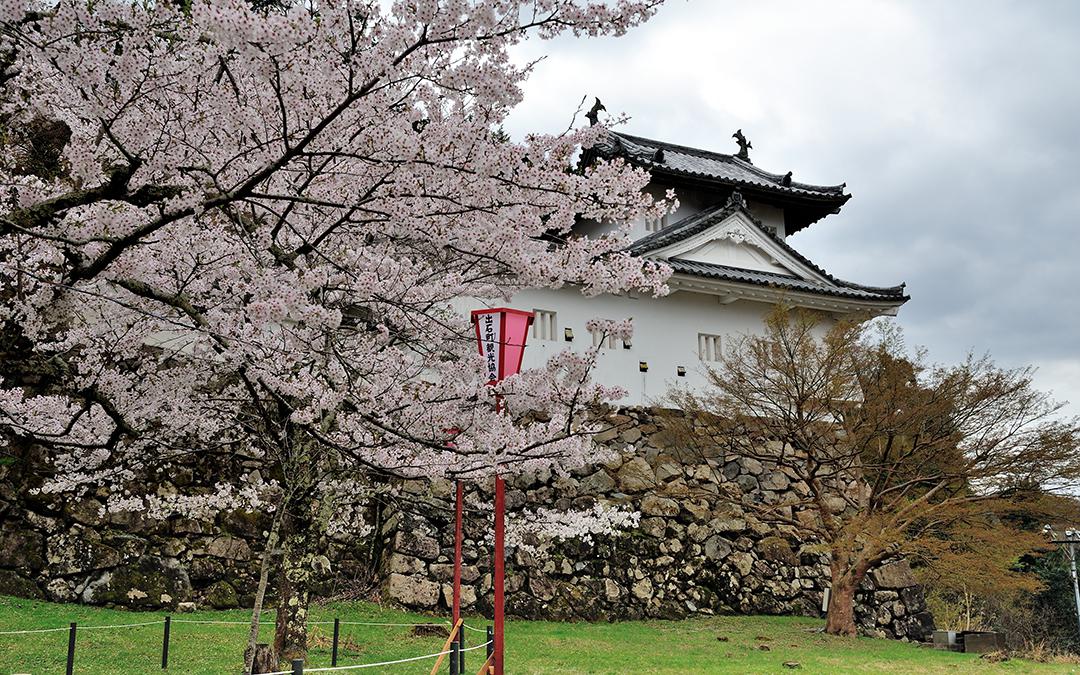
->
[0,595,1074,674]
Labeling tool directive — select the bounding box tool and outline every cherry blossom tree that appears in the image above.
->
[0,0,669,663]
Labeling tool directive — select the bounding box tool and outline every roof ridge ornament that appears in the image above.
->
[732,129,752,163]
[726,189,746,210]
[586,97,606,126]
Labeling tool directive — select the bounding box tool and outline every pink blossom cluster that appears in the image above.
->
[502,502,641,559]
[0,0,670,534]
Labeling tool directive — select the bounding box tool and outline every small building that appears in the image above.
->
[510,130,909,405]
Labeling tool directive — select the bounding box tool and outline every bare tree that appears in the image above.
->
[672,307,1080,635]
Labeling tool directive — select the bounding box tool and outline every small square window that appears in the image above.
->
[532,309,558,342]
[698,333,722,362]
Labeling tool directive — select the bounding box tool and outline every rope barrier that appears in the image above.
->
[0,626,74,635]
[460,623,488,633]
[263,648,454,674]
[0,619,164,635]
[460,640,493,652]
[0,618,459,633]
[326,621,452,627]
[79,620,165,630]
[308,648,453,672]
[0,613,496,673]
[170,619,251,625]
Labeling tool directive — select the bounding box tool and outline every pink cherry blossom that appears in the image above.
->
[1,0,669,656]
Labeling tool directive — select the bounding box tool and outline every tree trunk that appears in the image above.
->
[824,556,870,636]
[249,644,276,674]
[244,510,283,673]
[273,530,315,663]
[268,434,340,665]
[825,575,858,635]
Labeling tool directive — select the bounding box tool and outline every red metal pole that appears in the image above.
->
[493,474,506,675]
[453,480,463,627]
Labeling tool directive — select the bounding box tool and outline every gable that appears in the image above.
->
[649,211,830,284]
[677,238,795,276]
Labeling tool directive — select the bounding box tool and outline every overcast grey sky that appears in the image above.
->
[505,0,1080,418]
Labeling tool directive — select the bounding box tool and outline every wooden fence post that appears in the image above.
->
[161,616,171,669]
[65,622,76,675]
[459,623,466,674]
[331,618,340,667]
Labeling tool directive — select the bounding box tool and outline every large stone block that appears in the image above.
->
[604,578,623,601]
[617,458,656,492]
[579,470,616,494]
[756,537,798,566]
[631,577,653,600]
[46,530,120,575]
[704,535,733,561]
[654,461,682,482]
[383,573,440,607]
[640,495,679,517]
[393,531,440,561]
[871,560,917,589]
[429,563,480,583]
[639,517,667,538]
[0,570,43,599]
[206,536,252,561]
[760,471,790,491]
[441,582,477,608]
[205,580,239,609]
[0,528,44,569]
[528,574,556,601]
[728,552,754,577]
[80,556,191,608]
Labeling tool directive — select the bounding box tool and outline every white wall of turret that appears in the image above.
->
[508,285,777,407]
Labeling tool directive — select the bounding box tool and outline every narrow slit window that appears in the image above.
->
[590,324,617,350]
[644,214,668,233]
[532,309,557,341]
[698,333,722,362]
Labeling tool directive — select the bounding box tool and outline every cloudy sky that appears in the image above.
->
[505,0,1080,417]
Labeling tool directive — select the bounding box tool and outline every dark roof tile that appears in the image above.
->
[667,259,908,302]
[598,132,849,201]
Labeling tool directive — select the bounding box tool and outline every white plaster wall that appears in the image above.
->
[507,286,780,407]
[475,183,807,409]
[747,199,786,238]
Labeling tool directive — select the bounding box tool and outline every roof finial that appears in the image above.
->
[726,189,746,209]
[781,171,792,187]
[732,129,752,163]
[586,97,606,126]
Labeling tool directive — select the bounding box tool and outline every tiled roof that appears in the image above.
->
[631,195,908,304]
[667,259,907,302]
[628,199,751,255]
[597,132,850,202]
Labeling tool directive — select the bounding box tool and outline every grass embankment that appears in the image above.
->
[0,595,1072,674]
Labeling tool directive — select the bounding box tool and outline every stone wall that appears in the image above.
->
[0,440,382,609]
[0,408,933,641]
[379,408,934,641]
